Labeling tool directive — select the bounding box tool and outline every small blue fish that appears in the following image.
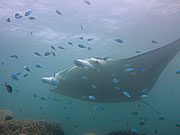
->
[58,46,65,49]
[78,44,86,48]
[29,16,36,20]
[114,86,121,91]
[140,68,146,72]
[103,57,110,60]
[51,45,56,50]
[95,107,99,112]
[81,76,87,79]
[112,73,116,76]
[176,70,180,74]
[175,124,180,128]
[129,72,136,76]
[152,40,158,43]
[141,95,149,98]
[136,50,141,53]
[131,129,140,134]
[34,52,41,56]
[7,17,10,22]
[84,0,91,5]
[25,10,32,16]
[87,47,91,50]
[89,95,96,100]
[67,41,73,45]
[50,80,56,86]
[24,66,30,72]
[44,52,51,56]
[124,64,131,67]
[125,68,135,72]
[40,97,46,100]
[112,78,119,83]
[114,38,123,43]
[91,85,97,89]
[35,64,42,68]
[52,51,56,56]
[48,96,51,99]
[10,55,18,59]
[159,117,170,121]
[11,74,18,81]
[142,89,148,92]
[15,13,23,19]
[112,117,117,122]
[87,38,93,41]
[123,91,131,98]
[79,37,83,40]
[56,10,62,15]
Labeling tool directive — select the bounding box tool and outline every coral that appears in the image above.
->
[0,110,14,121]
[0,119,64,135]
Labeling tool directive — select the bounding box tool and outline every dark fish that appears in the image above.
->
[175,124,180,128]
[56,10,62,15]
[79,36,83,40]
[40,106,42,110]
[58,46,65,49]
[87,38,93,41]
[19,109,22,113]
[159,116,170,121]
[139,122,145,126]
[40,97,46,100]
[34,52,41,56]
[52,51,56,56]
[10,55,18,59]
[33,94,37,98]
[2,82,12,93]
[138,104,141,108]
[25,10,32,16]
[31,32,32,35]
[84,0,91,5]
[68,41,73,45]
[51,45,56,50]
[114,38,123,43]
[154,130,158,134]
[1,62,4,65]
[74,125,79,128]
[16,72,22,76]
[15,13,23,19]
[78,44,86,48]
[68,101,72,104]
[16,89,19,93]
[132,112,138,116]
[44,52,51,56]
[7,17,10,22]
[80,25,83,30]
[29,16,36,20]
[23,74,28,78]
[152,40,158,43]
[93,117,96,120]
[87,47,91,50]
[66,116,71,120]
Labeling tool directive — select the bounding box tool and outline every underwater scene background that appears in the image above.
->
[0,0,180,135]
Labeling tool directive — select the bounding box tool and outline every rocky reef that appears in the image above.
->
[106,131,139,135]
[0,110,64,135]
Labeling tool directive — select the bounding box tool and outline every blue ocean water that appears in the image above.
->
[0,0,180,135]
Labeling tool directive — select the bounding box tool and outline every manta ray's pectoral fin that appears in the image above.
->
[140,100,160,115]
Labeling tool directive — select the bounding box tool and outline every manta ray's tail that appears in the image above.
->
[140,100,160,115]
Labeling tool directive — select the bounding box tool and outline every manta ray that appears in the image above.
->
[41,38,180,103]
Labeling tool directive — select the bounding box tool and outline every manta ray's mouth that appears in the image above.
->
[41,77,56,86]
